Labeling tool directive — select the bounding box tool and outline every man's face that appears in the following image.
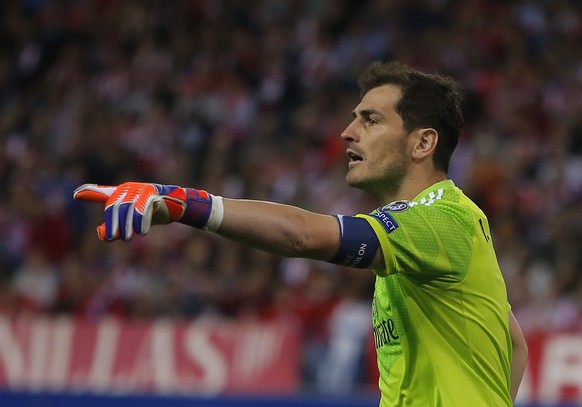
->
[341,84,411,198]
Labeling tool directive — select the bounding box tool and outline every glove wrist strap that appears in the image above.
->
[179,188,224,232]
[203,195,224,232]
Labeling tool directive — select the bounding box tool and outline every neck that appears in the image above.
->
[379,171,447,206]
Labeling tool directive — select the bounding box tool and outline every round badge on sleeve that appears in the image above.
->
[382,201,410,212]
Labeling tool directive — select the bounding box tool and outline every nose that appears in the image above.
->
[341,119,358,142]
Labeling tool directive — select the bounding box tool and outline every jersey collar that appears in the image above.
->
[411,179,456,203]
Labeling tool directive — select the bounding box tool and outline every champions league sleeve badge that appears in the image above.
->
[381,201,410,212]
[370,201,410,234]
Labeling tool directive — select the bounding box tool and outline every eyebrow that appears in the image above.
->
[352,108,383,119]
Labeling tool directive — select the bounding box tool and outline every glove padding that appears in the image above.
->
[74,182,188,241]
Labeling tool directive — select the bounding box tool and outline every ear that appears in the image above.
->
[411,128,438,161]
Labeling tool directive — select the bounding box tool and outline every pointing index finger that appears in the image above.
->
[73,184,118,203]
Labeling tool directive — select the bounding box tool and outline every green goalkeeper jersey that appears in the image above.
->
[359,179,512,407]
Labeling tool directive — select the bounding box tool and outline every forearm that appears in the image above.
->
[509,311,528,402]
[510,343,527,402]
[215,198,340,260]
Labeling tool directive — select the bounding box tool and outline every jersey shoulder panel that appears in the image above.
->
[360,180,479,280]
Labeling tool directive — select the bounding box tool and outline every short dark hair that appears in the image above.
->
[358,61,464,173]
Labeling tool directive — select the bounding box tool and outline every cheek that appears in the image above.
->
[369,142,393,164]
[376,143,408,169]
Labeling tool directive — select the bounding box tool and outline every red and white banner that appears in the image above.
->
[516,331,582,404]
[2,315,580,403]
[0,316,300,395]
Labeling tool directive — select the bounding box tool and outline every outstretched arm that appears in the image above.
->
[73,182,383,268]
[73,183,342,262]
[509,311,528,402]
[217,198,340,261]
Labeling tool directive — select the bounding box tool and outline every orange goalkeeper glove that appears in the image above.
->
[73,182,224,241]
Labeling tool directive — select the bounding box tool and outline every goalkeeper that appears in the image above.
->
[74,61,528,406]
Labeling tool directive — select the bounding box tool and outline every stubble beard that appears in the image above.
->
[346,143,409,202]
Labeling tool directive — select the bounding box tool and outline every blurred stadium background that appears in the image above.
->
[0,0,581,406]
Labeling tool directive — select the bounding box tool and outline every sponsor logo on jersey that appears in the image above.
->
[381,200,409,212]
[373,318,399,349]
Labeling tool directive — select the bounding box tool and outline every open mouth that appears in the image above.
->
[347,150,363,163]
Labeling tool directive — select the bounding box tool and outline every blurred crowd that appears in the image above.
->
[1,0,582,394]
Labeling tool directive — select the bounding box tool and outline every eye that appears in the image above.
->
[365,117,378,126]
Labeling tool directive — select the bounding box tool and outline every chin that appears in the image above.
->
[346,174,385,197]
[346,175,366,190]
